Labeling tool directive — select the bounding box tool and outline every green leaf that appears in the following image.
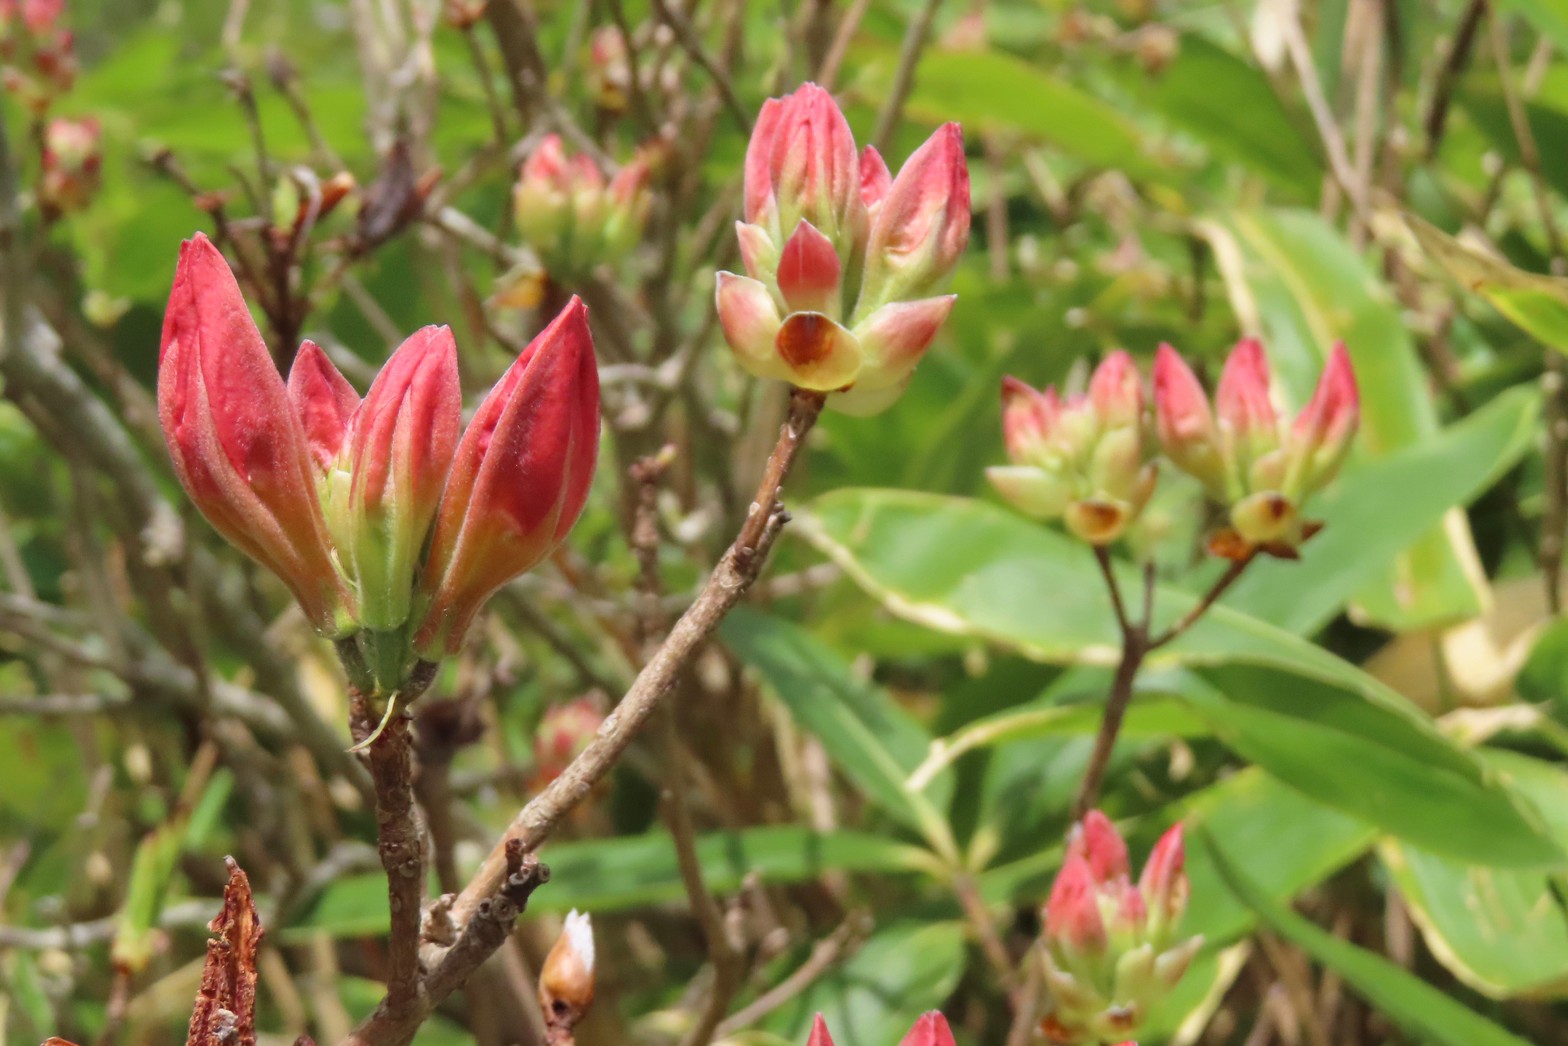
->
[889,50,1157,178]
[722,608,957,855]
[1382,752,1568,999]
[1210,834,1536,1046]
[1116,34,1321,197]
[760,921,967,1046]
[1407,213,1568,352]
[1223,387,1540,634]
[800,490,1562,866]
[282,827,928,938]
[1497,0,1568,55]
[1214,208,1485,630]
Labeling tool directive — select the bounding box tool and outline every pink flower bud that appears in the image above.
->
[1001,376,1059,461]
[343,326,462,631]
[1045,854,1108,957]
[839,295,955,414]
[1068,811,1131,885]
[744,82,863,246]
[287,341,359,470]
[859,123,970,311]
[777,219,842,315]
[899,1012,957,1046]
[533,695,605,785]
[806,1014,835,1046]
[514,135,649,277]
[1215,337,1280,451]
[158,234,349,632]
[38,115,99,218]
[21,0,61,34]
[1089,351,1141,430]
[1138,823,1189,936]
[414,298,600,656]
[861,145,892,212]
[1152,344,1226,498]
[715,271,862,391]
[1287,342,1359,495]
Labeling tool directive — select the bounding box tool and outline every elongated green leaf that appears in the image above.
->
[1383,752,1568,999]
[1497,0,1568,55]
[1408,213,1568,351]
[800,490,1562,865]
[1116,34,1321,197]
[893,50,1156,178]
[283,827,928,939]
[760,921,967,1046]
[1211,836,1536,1046]
[1214,209,1484,630]
[723,608,956,852]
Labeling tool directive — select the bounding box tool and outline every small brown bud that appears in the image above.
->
[539,909,595,1039]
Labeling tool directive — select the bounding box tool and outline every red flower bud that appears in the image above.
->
[414,298,600,656]
[860,145,892,212]
[1138,823,1189,937]
[1215,337,1280,446]
[777,219,843,315]
[1068,810,1131,885]
[342,326,462,631]
[860,122,971,309]
[898,1012,957,1046]
[38,116,99,218]
[158,234,349,632]
[287,341,359,470]
[1152,343,1225,498]
[1287,341,1359,494]
[1089,351,1141,430]
[1045,854,1108,957]
[806,1014,836,1046]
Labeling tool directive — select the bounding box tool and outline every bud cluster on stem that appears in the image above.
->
[158,233,601,698]
[987,352,1156,545]
[0,0,74,113]
[1154,339,1358,557]
[808,1010,957,1046]
[1039,813,1200,1046]
[717,82,972,415]
[514,134,653,280]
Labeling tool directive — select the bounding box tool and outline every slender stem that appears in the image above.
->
[1423,0,1487,157]
[871,0,943,153]
[338,390,827,1046]
[1091,545,1133,634]
[350,694,425,1022]
[1148,553,1254,650]
[650,0,750,132]
[951,871,1017,992]
[1071,616,1147,821]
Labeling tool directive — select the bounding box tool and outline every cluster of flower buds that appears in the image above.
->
[1154,340,1358,557]
[808,1010,955,1046]
[540,909,595,1044]
[513,134,652,280]
[1039,813,1199,1046]
[0,0,74,113]
[987,352,1156,545]
[158,234,600,696]
[716,83,971,415]
[37,114,98,219]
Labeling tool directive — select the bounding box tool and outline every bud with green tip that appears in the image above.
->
[1039,813,1200,1046]
[986,352,1156,546]
[1153,339,1358,557]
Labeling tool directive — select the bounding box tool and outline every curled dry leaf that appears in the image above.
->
[186,856,263,1046]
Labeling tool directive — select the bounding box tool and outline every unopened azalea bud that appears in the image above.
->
[514,135,651,279]
[414,298,600,657]
[1039,813,1201,1046]
[987,354,1155,545]
[0,0,72,111]
[338,327,461,633]
[533,695,605,785]
[744,82,864,248]
[857,122,971,313]
[806,1014,836,1046]
[1285,343,1358,496]
[38,115,99,218]
[1157,339,1358,556]
[159,235,352,634]
[1152,344,1225,499]
[540,909,595,1036]
[720,84,970,415]
[585,25,632,113]
[898,1012,957,1046]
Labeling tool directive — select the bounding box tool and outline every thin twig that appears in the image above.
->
[713,915,870,1035]
[650,0,750,131]
[1423,0,1487,157]
[871,0,943,154]
[815,0,874,89]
